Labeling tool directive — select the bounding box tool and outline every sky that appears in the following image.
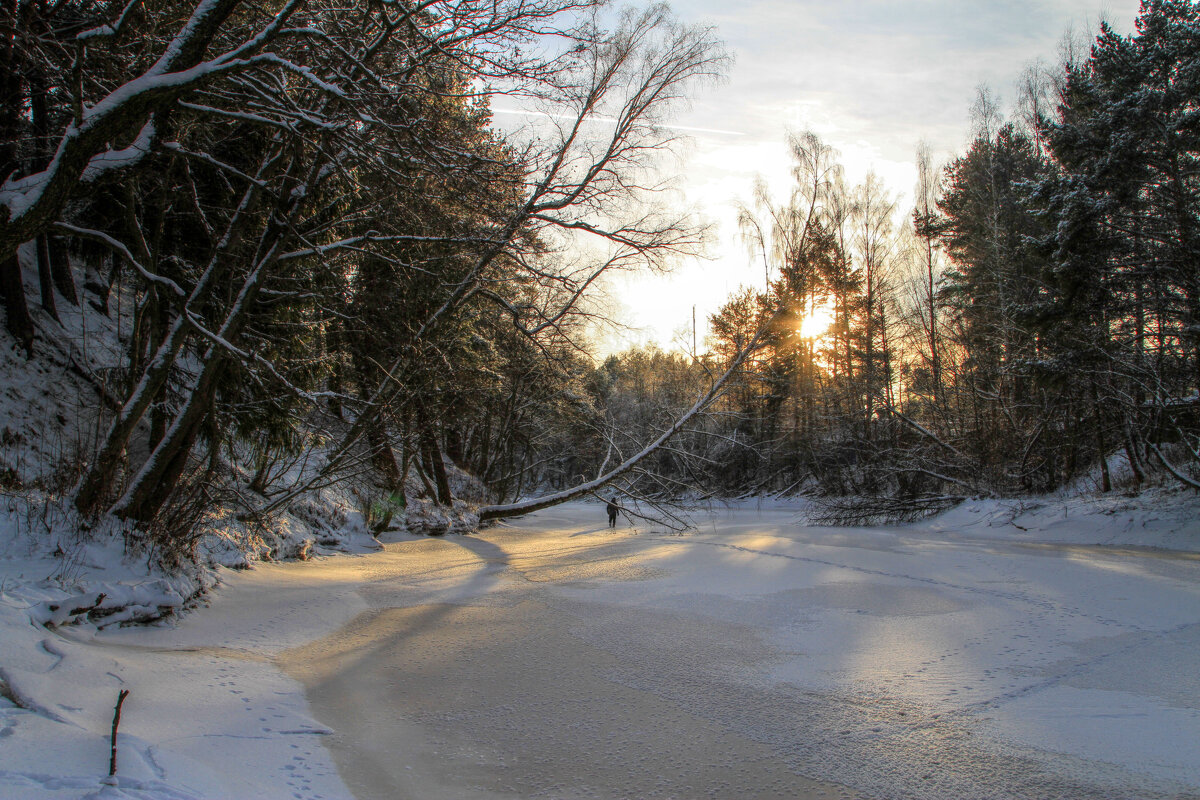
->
[598,0,1141,355]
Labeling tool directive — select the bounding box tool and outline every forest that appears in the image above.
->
[1,0,1198,557]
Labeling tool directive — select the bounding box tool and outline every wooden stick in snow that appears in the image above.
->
[109,689,130,778]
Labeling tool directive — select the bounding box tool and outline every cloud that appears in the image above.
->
[587,1,1143,352]
[675,0,1137,159]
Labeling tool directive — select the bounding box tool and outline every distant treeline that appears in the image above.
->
[538,0,1200,518]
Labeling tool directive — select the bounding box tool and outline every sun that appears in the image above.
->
[798,301,836,339]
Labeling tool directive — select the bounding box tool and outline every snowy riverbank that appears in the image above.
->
[1,492,1198,799]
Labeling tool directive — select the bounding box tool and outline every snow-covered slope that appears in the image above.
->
[0,245,126,490]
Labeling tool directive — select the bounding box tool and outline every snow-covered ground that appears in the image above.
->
[2,492,1199,799]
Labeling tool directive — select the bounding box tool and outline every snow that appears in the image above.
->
[0,248,387,798]
[0,499,379,800]
[79,122,158,185]
[0,491,1197,799]
[0,243,128,487]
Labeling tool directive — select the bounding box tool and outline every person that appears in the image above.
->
[606,496,619,528]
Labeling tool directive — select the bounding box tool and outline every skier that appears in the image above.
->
[606,496,619,528]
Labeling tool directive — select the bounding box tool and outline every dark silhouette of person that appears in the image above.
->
[606,497,619,528]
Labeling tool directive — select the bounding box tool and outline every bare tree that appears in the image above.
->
[68,0,611,520]
[252,4,731,519]
[911,142,944,408]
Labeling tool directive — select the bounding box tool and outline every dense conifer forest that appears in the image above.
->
[1,0,1197,555]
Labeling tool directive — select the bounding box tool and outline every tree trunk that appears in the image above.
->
[34,234,59,321]
[73,298,194,515]
[396,441,410,508]
[367,423,403,490]
[0,0,20,186]
[27,45,80,311]
[421,427,453,506]
[1092,381,1111,493]
[48,235,77,306]
[114,168,303,522]
[206,408,222,476]
[1,253,34,355]
[1123,418,1145,486]
[147,294,170,449]
[116,355,224,523]
[0,0,31,358]
[27,54,59,323]
[411,447,438,500]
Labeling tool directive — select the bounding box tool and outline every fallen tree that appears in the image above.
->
[478,308,781,522]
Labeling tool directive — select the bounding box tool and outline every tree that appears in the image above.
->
[1039,0,1200,489]
[65,0,608,521]
[51,0,734,546]
[910,142,945,408]
[247,3,731,523]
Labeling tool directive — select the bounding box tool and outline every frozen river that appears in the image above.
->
[276,501,1200,800]
[7,498,1199,798]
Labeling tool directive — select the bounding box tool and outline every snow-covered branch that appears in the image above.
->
[50,222,187,298]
